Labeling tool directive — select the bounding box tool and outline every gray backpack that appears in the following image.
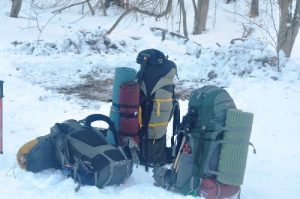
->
[50,114,133,190]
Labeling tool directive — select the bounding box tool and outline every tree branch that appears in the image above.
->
[106,9,132,35]
[106,0,173,35]
[52,0,89,14]
[130,0,172,18]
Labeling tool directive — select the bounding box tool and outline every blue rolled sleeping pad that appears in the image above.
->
[107,67,137,145]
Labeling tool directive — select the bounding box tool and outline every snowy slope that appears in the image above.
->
[0,0,300,198]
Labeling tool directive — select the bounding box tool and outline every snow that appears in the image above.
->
[1,0,300,198]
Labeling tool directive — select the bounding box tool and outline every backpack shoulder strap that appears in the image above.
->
[150,67,177,95]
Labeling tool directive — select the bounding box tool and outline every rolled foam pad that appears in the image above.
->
[217,109,254,186]
[107,67,137,145]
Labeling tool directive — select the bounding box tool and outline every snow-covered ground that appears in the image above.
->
[0,0,300,198]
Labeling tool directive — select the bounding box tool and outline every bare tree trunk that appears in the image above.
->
[124,0,129,10]
[179,0,188,38]
[193,0,210,35]
[100,0,107,16]
[250,0,259,18]
[10,0,22,18]
[86,0,95,15]
[277,0,300,57]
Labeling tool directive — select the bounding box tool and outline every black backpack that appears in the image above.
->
[17,114,133,190]
[50,114,133,190]
[136,49,180,170]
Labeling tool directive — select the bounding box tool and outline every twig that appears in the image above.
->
[269,0,278,35]
[150,27,188,41]
[223,7,277,49]
[69,11,90,24]
[52,0,88,14]
[230,38,245,44]
[106,9,132,35]
[36,11,58,42]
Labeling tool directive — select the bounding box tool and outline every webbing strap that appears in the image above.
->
[119,131,139,136]
[138,106,142,128]
[129,147,140,166]
[153,98,173,116]
[150,68,177,95]
[148,121,169,144]
[120,111,139,118]
[148,121,169,127]
[112,102,139,109]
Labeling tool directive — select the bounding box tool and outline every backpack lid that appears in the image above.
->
[136,49,177,96]
[136,49,166,66]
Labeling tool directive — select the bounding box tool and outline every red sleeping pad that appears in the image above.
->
[119,81,140,146]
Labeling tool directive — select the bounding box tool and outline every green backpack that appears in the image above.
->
[153,85,254,197]
[179,85,253,194]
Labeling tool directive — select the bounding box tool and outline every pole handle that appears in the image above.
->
[0,80,3,98]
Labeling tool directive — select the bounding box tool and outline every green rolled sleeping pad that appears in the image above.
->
[107,67,137,145]
[217,109,254,186]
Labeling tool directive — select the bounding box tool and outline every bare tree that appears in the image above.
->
[250,0,259,18]
[179,0,188,38]
[100,0,107,16]
[10,0,22,18]
[277,0,300,57]
[192,0,210,34]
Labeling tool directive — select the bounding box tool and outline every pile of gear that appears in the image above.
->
[17,49,255,198]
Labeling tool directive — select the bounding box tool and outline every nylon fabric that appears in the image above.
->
[51,115,133,189]
[137,49,177,168]
[17,139,38,170]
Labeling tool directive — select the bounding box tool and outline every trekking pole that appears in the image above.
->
[0,80,4,154]
[165,127,187,190]
[172,110,196,172]
[173,134,186,172]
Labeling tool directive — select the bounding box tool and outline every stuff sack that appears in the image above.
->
[136,49,178,168]
[107,67,137,145]
[17,135,57,173]
[51,114,133,189]
[118,81,140,147]
[200,178,240,199]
